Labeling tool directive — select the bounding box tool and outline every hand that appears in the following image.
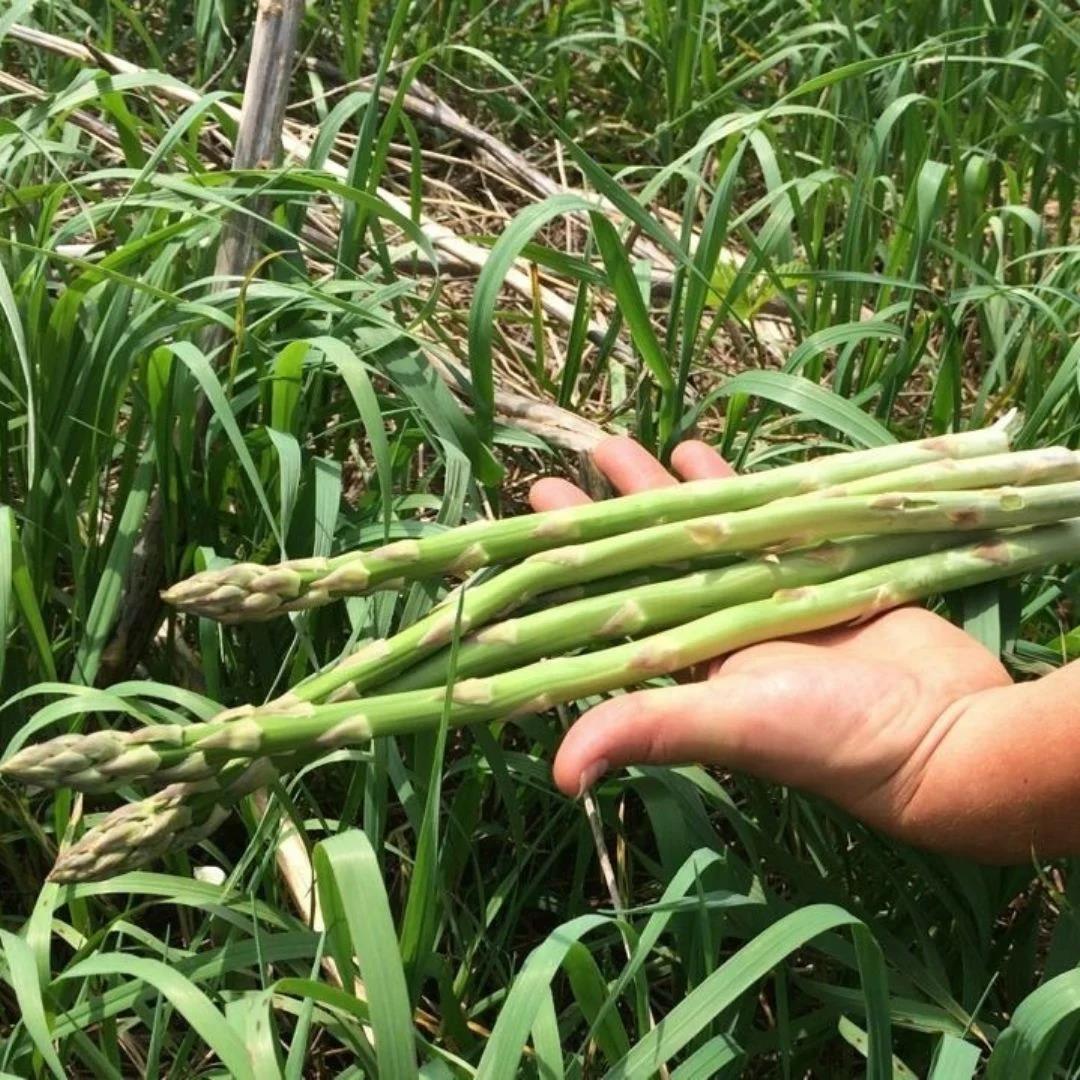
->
[531,436,1080,865]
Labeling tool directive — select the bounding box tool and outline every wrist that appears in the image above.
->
[897,668,1080,863]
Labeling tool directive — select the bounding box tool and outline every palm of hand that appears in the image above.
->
[705,606,1010,836]
[530,437,1014,849]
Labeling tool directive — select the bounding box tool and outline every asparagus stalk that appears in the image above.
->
[46,758,279,883]
[8,518,1080,796]
[518,551,740,607]
[252,477,1080,711]
[160,421,1023,622]
[372,532,971,694]
[39,535,956,881]
[47,753,319,883]
[823,447,1079,497]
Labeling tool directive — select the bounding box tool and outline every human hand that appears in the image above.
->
[531,436,1077,864]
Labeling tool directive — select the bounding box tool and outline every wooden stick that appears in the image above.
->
[213,0,306,282]
[97,0,307,685]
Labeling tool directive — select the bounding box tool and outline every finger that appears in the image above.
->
[592,435,677,494]
[707,625,946,679]
[529,477,593,512]
[552,661,890,798]
[814,606,996,658]
[670,439,735,481]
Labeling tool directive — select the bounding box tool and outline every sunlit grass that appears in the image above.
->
[0,0,1078,1075]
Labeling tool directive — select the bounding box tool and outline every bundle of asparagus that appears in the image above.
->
[5,417,1080,883]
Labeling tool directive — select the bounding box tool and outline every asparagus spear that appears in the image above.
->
[374,532,969,694]
[9,517,1080,797]
[160,421,1023,623]
[47,758,278,883]
[515,560,733,609]
[41,534,959,881]
[255,476,1080,711]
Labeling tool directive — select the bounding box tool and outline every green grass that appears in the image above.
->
[0,0,1078,1075]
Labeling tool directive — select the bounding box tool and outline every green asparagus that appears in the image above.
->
[47,757,279,883]
[256,478,1080,711]
[9,518,1079,795]
[40,533,963,880]
[375,532,970,694]
[160,421,1023,622]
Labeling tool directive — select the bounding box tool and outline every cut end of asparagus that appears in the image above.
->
[992,408,1021,438]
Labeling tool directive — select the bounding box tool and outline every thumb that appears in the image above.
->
[552,667,858,798]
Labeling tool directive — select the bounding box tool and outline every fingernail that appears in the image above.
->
[575,758,609,799]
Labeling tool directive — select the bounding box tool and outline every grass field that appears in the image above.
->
[1,0,1079,1075]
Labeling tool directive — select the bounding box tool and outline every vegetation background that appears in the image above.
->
[0,0,1078,1075]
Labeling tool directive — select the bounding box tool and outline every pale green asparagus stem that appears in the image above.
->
[7,517,1080,794]
[32,533,968,880]
[379,533,973,693]
[44,537,941,881]
[823,447,1080,497]
[494,440,1076,614]
[265,477,1080,711]
[160,420,1022,622]
[516,560,733,609]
